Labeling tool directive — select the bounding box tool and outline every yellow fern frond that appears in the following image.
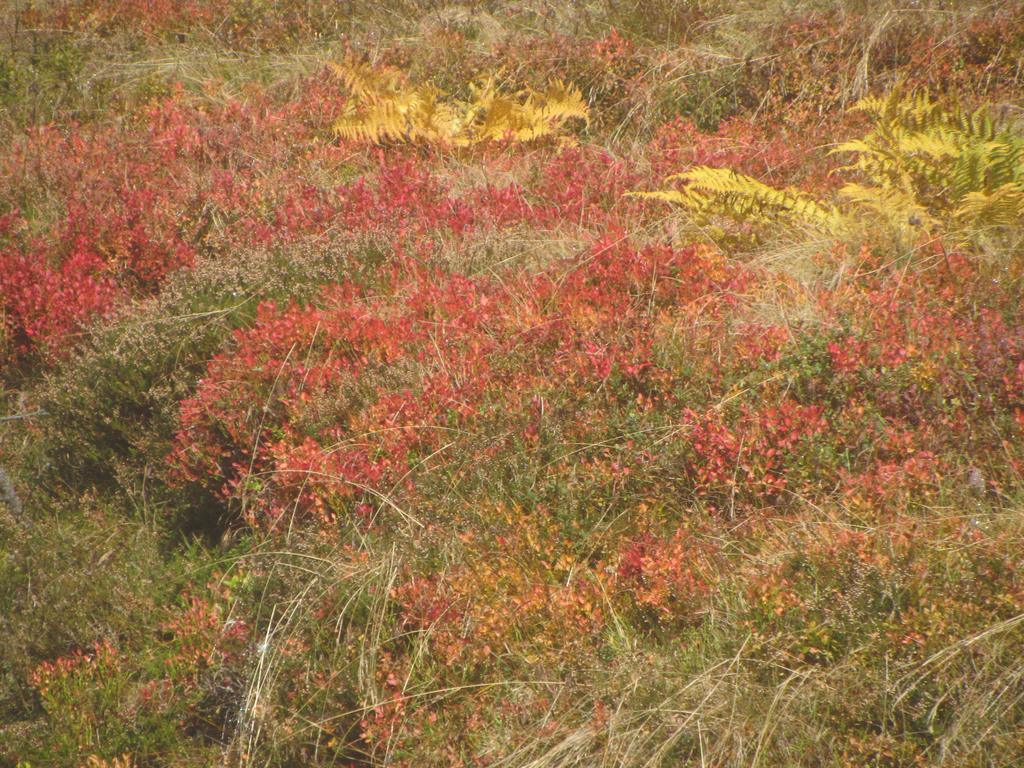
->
[328,61,589,147]
[955,182,1024,227]
[475,95,523,142]
[837,183,935,229]
[333,102,408,144]
[894,131,960,160]
[633,87,1023,248]
[836,88,1024,234]
[328,58,402,100]
[634,167,840,235]
[536,79,590,126]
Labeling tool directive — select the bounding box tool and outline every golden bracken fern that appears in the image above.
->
[329,58,589,146]
[832,89,1024,231]
[634,88,1023,243]
[632,167,840,231]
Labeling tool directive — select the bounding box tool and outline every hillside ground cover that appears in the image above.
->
[2,1,1024,766]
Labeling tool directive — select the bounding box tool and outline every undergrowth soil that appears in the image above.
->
[2,2,1024,766]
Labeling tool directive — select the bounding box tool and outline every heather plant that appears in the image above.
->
[28,641,130,761]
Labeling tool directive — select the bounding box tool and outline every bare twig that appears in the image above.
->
[0,409,48,423]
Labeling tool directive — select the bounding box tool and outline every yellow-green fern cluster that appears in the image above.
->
[329,59,589,146]
[635,89,1023,244]
[634,167,840,232]
[833,89,1024,232]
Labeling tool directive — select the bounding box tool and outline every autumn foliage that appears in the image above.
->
[3,3,1024,767]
